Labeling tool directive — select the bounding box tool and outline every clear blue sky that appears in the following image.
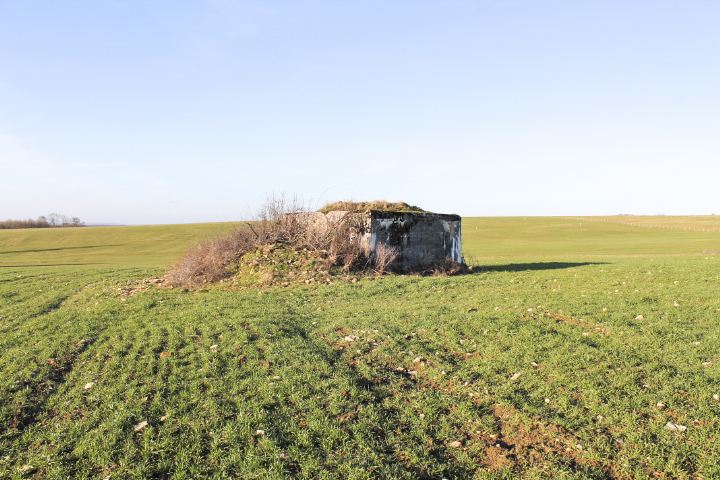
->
[1,1,718,224]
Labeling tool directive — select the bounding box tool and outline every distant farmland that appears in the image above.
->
[2,216,720,268]
[1,217,719,479]
[0,222,239,268]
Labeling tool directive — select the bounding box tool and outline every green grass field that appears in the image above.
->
[0,223,238,268]
[1,218,719,479]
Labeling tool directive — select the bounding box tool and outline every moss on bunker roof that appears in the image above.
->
[318,201,428,214]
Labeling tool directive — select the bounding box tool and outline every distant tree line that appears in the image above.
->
[0,214,85,229]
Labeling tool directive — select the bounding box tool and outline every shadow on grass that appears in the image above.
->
[0,244,123,255]
[473,262,607,273]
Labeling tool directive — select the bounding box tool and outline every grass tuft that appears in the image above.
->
[318,200,428,214]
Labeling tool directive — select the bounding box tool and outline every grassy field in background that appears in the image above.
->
[1,217,720,479]
[570,215,720,232]
[463,216,720,261]
[0,223,238,268]
[2,216,720,268]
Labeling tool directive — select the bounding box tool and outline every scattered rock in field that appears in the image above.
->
[273,376,281,380]
[210,345,218,350]
[419,413,425,419]
[344,335,358,342]
[408,370,418,376]
[159,351,173,358]
[134,421,148,432]
[656,402,666,409]
[545,398,550,404]
[531,362,539,367]
[255,429,265,435]
[159,416,167,421]
[21,465,34,473]
[674,301,680,306]
[665,422,687,432]
[703,362,712,366]
[84,382,94,390]
[449,440,462,448]
[635,315,644,320]
[602,307,608,312]
[509,372,522,381]
[714,394,720,401]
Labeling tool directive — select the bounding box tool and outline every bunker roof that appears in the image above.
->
[317,201,428,214]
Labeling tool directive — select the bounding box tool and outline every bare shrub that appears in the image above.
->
[247,193,309,245]
[322,211,371,271]
[372,243,398,274]
[165,194,375,288]
[165,226,257,287]
[329,227,365,271]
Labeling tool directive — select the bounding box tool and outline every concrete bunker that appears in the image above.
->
[291,209,463,269]
[369,211,463,268]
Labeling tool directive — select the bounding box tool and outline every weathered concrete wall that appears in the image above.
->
[286,211,371,248]
[284,210,462,268]
[369,211,462,268]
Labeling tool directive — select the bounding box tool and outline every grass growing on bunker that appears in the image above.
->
[1,217,720,478]
[317,201,428,214]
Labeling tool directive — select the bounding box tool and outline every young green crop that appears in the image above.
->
[1,218,719,478]
[0,223,237,268]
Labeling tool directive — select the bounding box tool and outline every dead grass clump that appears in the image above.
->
[372,243,399,274]
[164,226,257,287]
[324,212,373,272]
[318,200,427,214]
[431,260,470,276]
